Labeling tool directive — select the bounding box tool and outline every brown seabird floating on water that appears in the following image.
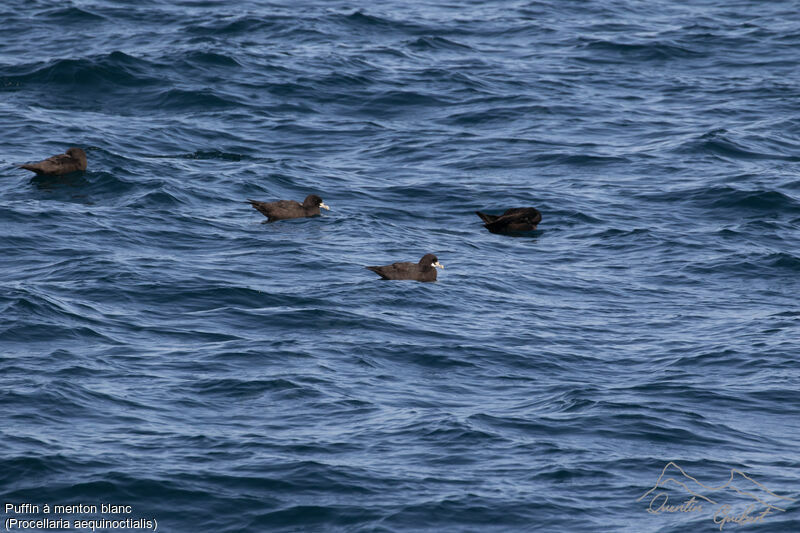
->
[247,194,330,222]
[366,254,444,282]
[19,147,88,176]
[476,207,542,233]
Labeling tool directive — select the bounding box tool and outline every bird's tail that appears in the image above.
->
[19,164,45,175]
[475,211,497,225]
[365,266,388,279]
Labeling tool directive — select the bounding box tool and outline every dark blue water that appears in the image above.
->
[2,1,799,531]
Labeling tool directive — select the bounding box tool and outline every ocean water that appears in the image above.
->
[1,0,799,531]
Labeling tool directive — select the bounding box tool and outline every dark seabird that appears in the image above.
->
[247,194,330,222]
[366,253,444,282]
[20,147,88,176]
[476,207,542,233]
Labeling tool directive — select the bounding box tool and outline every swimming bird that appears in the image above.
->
[476,207,542,233]
[19,147,88,176]
[247,194,329,222]
[366,253,444,282]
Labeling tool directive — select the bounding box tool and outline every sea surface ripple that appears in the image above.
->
[1,1,799,531]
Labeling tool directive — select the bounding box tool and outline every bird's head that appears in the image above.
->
[419,254,444,270]
[304,194,329,210]
[66,147,88,170]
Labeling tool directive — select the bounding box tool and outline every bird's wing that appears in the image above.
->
[501,208,530,216]
[495,208,542,225]
[20,153,73,175]
[366,262,415,279]
[479,208,542,229]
